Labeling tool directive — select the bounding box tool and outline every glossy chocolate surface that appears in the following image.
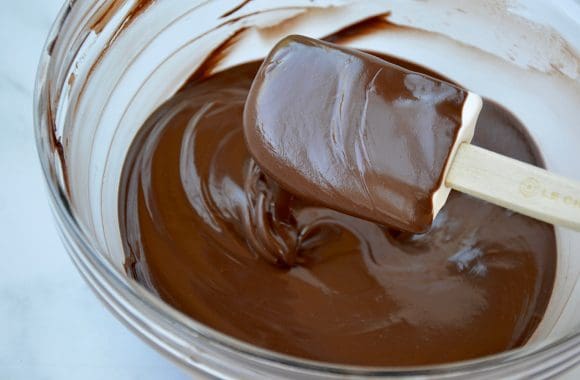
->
[120,57,556,366]
[245,36,469,233]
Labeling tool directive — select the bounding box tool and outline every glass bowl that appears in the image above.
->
[35,0,580,378]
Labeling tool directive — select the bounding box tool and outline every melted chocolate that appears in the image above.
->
[244,36,469,233]
[120,57,556,366]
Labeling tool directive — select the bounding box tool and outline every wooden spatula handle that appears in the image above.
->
[446,143,580,231]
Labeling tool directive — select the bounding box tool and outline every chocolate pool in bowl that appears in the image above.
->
[120,54,556,366]
[35,0,580,378]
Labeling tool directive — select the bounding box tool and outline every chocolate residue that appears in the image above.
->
[91,0,156,34]
[91,0,125,34]
[76,0,158,121]
[68,73,76,87]
[187,28,248,83]
[46,37,57,57]
[221,0,252,19]
[47,3,72,56]
[120,57,556,366]
[325,13,391,44]
[46,92,70,195]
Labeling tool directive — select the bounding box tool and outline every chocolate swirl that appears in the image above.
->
[121,60,556,366]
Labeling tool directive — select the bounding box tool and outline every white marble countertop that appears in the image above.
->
[0,1,187,379]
